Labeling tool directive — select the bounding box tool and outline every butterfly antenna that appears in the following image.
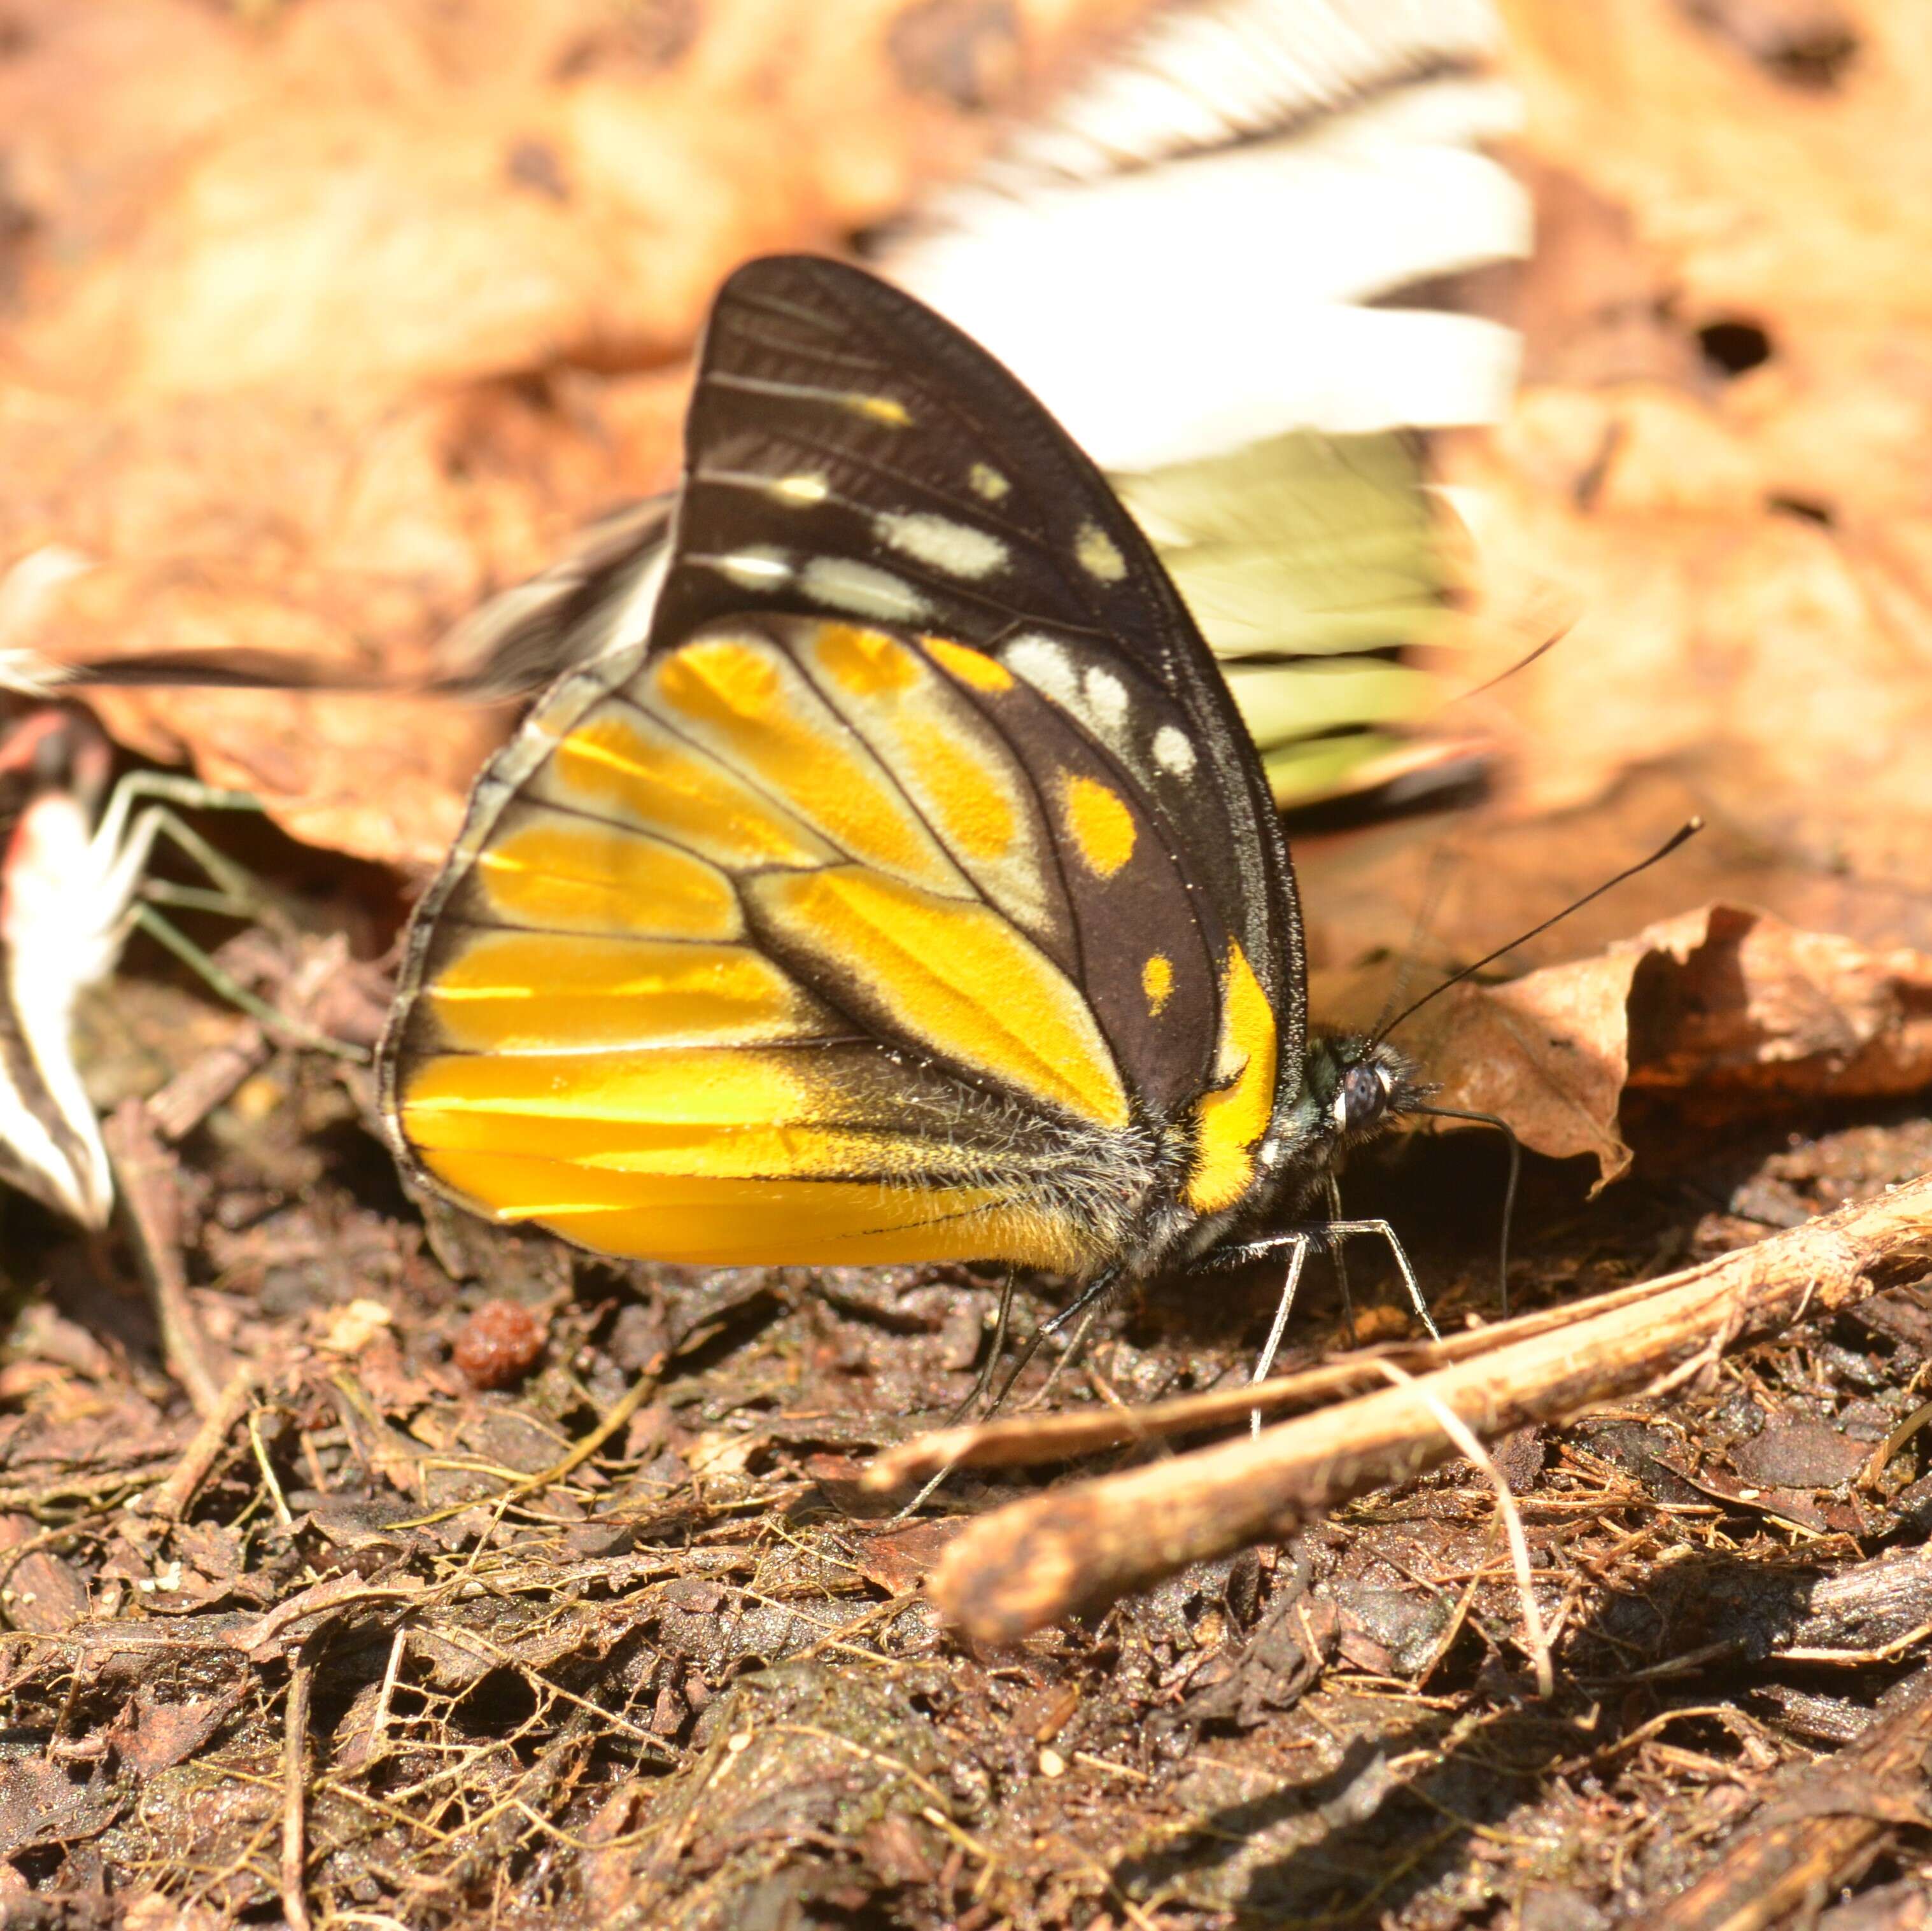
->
[1412,1104,1521,1316]
[1451,619,1573,705]
[1376,817,1703,1043]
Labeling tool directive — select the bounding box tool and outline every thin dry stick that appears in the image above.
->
[866,1247,1767,1491]
[104,1100,229,1416]
[141,1366,258,1520]
[1371,1356,1553,1699]
[924,1174,1932,1643]
[282,1648,316,1931]
[1632,1654,1932,1931]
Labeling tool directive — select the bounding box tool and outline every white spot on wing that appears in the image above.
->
[970,463,1010,501]
[772,473,830,505]
[1008,636,1146,751]
[707,547,792,588]
[1152,724,1197,777]
[1075,522,1127,583]
[799,557,931,624]
[1003,633,1080,708]
[874,512,1009,580]
[1082,667,1127,731]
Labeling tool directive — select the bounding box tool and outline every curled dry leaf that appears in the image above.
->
[1355,904,1932,1184]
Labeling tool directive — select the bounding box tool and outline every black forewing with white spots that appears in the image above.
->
[650,254,1309,1086]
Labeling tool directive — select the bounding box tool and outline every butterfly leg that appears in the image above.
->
[129,905,369,1063]
[988,1267,1120,1416]
[1322,1219,1442,1343]
[892,1268,1119,1522]
[1026,1293,1111,1412]
[1248,1232,1311,1437]
[1325,1174,1356,1348]
[90,780,367,1063]
[92,772,266,931]
[945,1270,1016,1426]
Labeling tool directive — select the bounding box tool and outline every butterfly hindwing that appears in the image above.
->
[386,616,1204,1267]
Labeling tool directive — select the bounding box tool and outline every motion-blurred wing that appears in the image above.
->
[418,0,1528,811]
[873,0,1528,810]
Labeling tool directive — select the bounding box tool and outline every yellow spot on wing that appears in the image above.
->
[909,726,1015,861]
[400,1046,1099,1268]
[422,935,824,1053]
[850,393,912,426]
[1076,523,1127,584]
[1185,944,1279,1215]
[814,623,920,698]
[801,625,1038,918]
[924,636,1013,692]
[1062,774,1136,878]
[406,1043,813,1128]
[970,463,1010,501]
[1142,953,1174,1016]
[418,1156,1089,1267]
[748,866,1129,1130]
[548,710,828,870]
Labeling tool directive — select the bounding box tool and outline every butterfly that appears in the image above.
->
[378,254,1438,1347]
[0,0,1526,1259]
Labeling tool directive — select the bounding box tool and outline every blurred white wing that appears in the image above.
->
[873,0,1530,809]
[8,0,1530,819]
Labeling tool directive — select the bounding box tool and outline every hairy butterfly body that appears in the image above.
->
[381,256,1423,1289]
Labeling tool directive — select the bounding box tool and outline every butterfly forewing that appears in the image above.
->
[657,256,1305,1058]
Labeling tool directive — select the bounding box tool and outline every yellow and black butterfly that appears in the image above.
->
[378,255,1436,1344]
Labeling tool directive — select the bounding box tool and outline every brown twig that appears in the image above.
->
[282,1646,316,1931]
[1632,1655,1932,1930]
[139,1366,259,1521]
[924,1174,1932,1643]
[103,1099,229,1417]
[864,1256,1772,1489]
[145,1023,270,1143]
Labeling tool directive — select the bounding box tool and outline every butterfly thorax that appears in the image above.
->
[1211,1034,1429,1247]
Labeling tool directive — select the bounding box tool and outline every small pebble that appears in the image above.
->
[453,1300,546,1389]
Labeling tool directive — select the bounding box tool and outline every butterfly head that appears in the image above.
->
[1294,1033,1430,1174]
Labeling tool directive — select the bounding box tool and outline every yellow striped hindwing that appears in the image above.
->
[384,615,1250,1267]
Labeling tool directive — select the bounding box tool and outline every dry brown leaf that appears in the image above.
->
[1,0,1163,863]
[1322,904,1932,1184]
[1456,0,1932,906]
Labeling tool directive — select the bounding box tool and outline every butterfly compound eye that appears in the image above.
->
[1336,1061,1390,1137]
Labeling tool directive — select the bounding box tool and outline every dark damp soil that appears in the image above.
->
[1,961,1928,1930]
